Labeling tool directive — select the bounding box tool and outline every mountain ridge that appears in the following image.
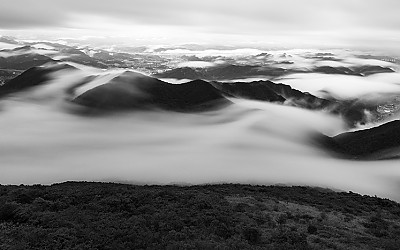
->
[314,120,400,160]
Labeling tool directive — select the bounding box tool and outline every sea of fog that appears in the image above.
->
[1,79,400,202]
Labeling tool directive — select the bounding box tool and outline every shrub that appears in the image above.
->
[0,202,21,222]
[307,224,318,234]
[243,227,262,244]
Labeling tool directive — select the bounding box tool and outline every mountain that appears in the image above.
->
[73,71,337,113]
[313,66,359,75]
[0,48,55,70]
[324,94,400,128]
[155,61,394,82]
[2,63,388,127]
[0,69,22,85]
[311,65,394,76]
[155,67,205,79]
[154,64,288,80]
[206,65,280,79]
[3,64,334,113]
[211,81,285,103]
[314,120,400,159]
[212,80,335,110]
[0,64,73,97]
[58,48,108,69]
[334,120,400,158]
[0,43,109,70]
[356,65,395,76]
[73,71,231,111]
[0,36,19,44]
[262,82,335,109]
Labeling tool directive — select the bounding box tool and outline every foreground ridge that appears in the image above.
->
[0,182,399,249]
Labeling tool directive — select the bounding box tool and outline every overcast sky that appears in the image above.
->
[1,0,399,48]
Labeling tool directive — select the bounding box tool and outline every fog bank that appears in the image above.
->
[1,84,400,202]
[280,73,400,99]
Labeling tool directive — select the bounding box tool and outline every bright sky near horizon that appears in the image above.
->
[0,0,399,49]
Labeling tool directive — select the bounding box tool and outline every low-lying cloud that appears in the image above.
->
[279,73,400,100]
[1,76,400,201]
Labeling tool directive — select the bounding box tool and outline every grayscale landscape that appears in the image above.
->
[1,0,400,249]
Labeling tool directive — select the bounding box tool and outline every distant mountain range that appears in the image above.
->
[0,36,396,80]
[153,65,289,80]
[0,37,166,72]
[154,64,394,80]
[0,64,335,113]
[0,46,55,70]
[2,64,399,128]
[313,65,394,76]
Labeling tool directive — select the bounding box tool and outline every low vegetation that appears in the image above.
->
[0,182,399,249]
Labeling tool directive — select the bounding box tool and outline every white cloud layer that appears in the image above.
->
[280,73,400,99]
